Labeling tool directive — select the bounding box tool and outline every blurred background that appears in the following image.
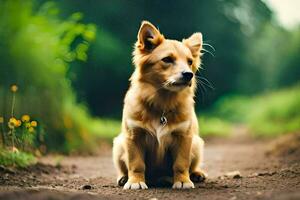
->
[0,0,299,155]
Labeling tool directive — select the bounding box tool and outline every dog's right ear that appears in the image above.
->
[137,21,164,51]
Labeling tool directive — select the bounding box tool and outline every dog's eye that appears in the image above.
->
[162,56,174,64]
[187,59,193,66]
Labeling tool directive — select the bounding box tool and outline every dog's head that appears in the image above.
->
[133,21,203,92]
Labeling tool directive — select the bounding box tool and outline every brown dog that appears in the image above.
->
[113,21,206,189]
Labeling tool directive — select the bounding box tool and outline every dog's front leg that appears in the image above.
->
[123,133,148,190]
[172,135,194,189]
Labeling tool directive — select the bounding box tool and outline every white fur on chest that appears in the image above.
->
[126,118,190,143]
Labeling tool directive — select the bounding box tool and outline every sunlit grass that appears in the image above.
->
[0,148,36,167]
[199,116,233,137]
[90,118,120,141]
[247,85,300,136]
[213,84,300,136]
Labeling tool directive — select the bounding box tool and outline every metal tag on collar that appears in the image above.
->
[160,111,167,126]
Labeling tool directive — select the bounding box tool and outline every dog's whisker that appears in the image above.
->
[203,43,216,52]
[202,48,215,57]
[196,80,206,103]
[196,76,215,90]
[200,79,214,90]
[198,79,214,90]
[198,80,207,93]
[195,75,214,104]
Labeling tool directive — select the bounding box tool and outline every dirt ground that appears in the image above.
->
[0,129,300,200]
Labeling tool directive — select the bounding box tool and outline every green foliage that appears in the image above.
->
[247,85,300,136]
[0,148,36,167]
[90,119,120,141]
[199,116,232,137]
[213,96,253,123]
[238,23,300,93]
[0,0,99,152]
[213,84,300,136]
[61,100,120,151]
[71,28,131,117]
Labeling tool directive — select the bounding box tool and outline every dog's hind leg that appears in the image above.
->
[189,135,207,183]
[112,134,128,186]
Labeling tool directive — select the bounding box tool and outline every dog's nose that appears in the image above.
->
[182,71,193,81]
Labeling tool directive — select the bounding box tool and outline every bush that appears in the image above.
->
[0,0,99,153]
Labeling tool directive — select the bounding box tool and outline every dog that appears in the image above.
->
[112,21,206,189]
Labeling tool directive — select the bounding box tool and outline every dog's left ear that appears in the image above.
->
[137,21,164,51]
[183,33,203,57]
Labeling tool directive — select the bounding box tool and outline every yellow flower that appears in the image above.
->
[9,118,17,123]
[30,120,37,127]
[28,127,35,133]
[8,122,14,129]
[10,84,18,93]
[8,117,17,129]
[21,115,30,122]
[0,116,3,123]
[16,120,22,127]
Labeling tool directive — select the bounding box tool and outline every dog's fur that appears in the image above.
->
[113,21,206,189]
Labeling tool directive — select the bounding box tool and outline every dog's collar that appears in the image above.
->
[160,110,175,127]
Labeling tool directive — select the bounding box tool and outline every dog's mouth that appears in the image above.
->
[163,80,191,91]
[172,81,191,87]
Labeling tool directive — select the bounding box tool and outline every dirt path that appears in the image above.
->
[0,131,300,200]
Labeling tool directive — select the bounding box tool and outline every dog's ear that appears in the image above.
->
[183,33,203,57]
[137,21,164,51]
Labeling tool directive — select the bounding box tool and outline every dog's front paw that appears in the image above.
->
[123,180,148,190]
[172,180,195,189]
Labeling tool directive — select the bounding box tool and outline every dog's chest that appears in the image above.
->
[150,120,170,142]
[127,118,190,144]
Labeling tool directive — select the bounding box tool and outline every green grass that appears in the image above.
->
[0,148,36,167]
[60,101,121,152]
[247,85,300,136]
[90,118,120,141]
[212,84,300,136]
[199,116,233,137]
